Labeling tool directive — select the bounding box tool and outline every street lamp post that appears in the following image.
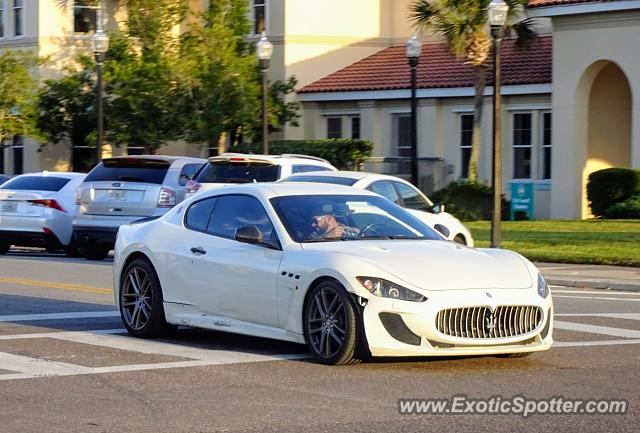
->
[256,32,273,155]
[488,0,508,248]
[406,35,422,187]
[92,29,109,163]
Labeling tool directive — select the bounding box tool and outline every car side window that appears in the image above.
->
[368,181,400,204]
[185,198,217,232]
[179,163,203,186]
[207,195,276,242]
[393,182,430,211]
[291,165,332,174]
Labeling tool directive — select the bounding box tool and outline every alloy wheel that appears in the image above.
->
[306,286,348,359]
[121,265,153,331]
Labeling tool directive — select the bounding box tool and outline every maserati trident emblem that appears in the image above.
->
[486,292,493,298]
[485,310,497,331]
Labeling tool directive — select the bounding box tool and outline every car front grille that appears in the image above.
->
[435,305,543,339]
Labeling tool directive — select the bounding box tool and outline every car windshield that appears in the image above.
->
[0,176,71,191]
[85,158,171,184]
[270,194,443,243]
[196,161,280,183]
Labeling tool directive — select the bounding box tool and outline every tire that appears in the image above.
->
[453,234,467,245]
[119,257,177,338]
[0,243,10,255]
[64,243,82,258]
[303,280,362,365]
[500,352,534,358]
[79,245,109,261]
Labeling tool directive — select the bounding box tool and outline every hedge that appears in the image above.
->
[587,168,640,217]
[228,139,373,170]
[604,194,640,219]
[429,180,510,222]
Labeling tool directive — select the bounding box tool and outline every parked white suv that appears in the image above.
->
[73,155,206,260]
[185,153,337,197]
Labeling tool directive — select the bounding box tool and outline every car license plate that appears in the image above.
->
[108,190,126,201]
[1,201,17,212]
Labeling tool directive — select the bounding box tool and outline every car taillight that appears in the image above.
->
[185,179,201,194]
[28,199,66,213]
[158,187,176,207]
[75,187,82,205]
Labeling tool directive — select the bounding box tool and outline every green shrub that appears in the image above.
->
[587,168,640,217]
[229,139,373,170]
[430,180,510,221]
[604,194,640,219]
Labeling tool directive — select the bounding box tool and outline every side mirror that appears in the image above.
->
[433,223,450,239]
[235,225,263,245]
[432,203,445,214]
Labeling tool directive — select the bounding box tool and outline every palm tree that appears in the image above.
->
[410,0,535,181]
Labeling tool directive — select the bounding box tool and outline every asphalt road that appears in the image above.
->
[0,250,638,433]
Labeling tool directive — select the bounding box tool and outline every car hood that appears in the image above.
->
[302,240,533,290]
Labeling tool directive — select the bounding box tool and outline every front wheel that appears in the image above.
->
[79,245,109,261]
[119,257,177,338]
[303,280,361,365]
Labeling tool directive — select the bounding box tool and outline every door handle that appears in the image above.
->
[190,246,206,255]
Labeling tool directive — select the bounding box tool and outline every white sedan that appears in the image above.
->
[280,171,474,246]
[113,183,553,365]
[0,172,85,255]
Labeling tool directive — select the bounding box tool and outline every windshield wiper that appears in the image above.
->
[387,235,424,240]
[303,237,346,243]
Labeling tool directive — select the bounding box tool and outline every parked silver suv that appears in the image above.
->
[73,155,206,260]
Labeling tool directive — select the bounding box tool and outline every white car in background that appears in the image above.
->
[113,183,552,365]
[185,153,337,197]
[0,172,86,255]
[280,171,474,246]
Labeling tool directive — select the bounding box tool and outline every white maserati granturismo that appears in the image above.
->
[113,183,553,365]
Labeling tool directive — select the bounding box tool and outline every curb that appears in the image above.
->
[546,278,640,293]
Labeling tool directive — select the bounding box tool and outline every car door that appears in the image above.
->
[187,194,282,327]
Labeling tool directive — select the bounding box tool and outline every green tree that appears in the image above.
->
[0,50,41,145]
[410,0,535,181]
[37,57,96,152]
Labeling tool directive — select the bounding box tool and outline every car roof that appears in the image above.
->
[286,170,401,182]
[14,171,86,179]
[209,153,333,166]
[194,182,377,199]
[105,155,205,164]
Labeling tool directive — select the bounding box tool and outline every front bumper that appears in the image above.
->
[362,288,553,357]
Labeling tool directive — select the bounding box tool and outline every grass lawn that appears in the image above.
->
[465,220,640,267]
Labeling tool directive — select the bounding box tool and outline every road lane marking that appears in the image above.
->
[554,320,640,339]
[554,339,640,347]
[555,313,640,320]
[551,289,640,296]
[0,311,119,322]
[552,295,640,302]
[0,276,111,294]
[0,352,92,376]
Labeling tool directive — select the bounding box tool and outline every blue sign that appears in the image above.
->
[510,182,535,220]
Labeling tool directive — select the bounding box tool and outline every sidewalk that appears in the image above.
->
[536,262,640,292]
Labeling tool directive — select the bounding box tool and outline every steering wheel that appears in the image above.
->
[358,223,386,238]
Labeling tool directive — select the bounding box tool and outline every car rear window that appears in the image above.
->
[0,176,71,192]
[281,175,357,186]
[195,161,280,183]
[84,158,171,184]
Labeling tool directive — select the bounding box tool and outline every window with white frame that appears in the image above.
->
[541,111,552,180]
[12,0,23,37]
[327,117,342,139]
[0,0,6,38]
[459,114,473,178]
[394,114,411,157]
[74,0,98,34]
[351,116,360,139]
[252,0,266,34]
[513,113,532,179]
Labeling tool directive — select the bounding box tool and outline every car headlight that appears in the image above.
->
[356,277,427,302]
[537,273,549,299]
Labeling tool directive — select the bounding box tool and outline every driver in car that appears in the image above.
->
[310,204,360,240]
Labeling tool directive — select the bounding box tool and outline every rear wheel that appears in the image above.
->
[80,245,109,261]
[304,280,361,365]
[119,257,176,338]
[0,243,9,254]
[64,243,82,258]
